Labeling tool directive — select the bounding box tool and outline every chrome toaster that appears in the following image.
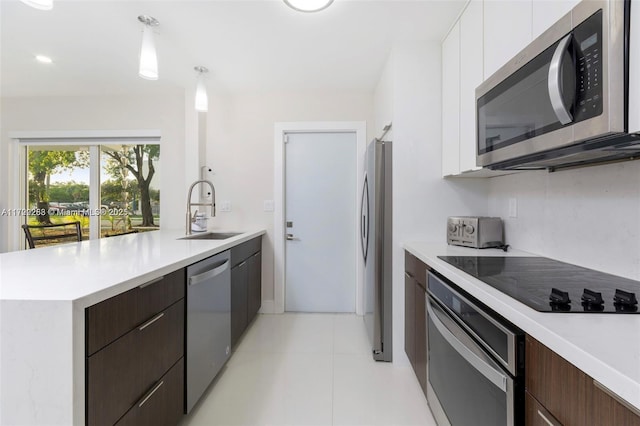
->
[447,216,504,249]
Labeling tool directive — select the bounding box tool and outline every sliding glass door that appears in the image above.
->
[23,142,160,248]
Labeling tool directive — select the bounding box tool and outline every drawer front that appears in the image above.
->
[86,268,185,355]
[230,236,261,268]
[115,358,184,426]
[404,251,428,287]
[525,335,591,425]
[526,391,563,426]
[87,300,184,426]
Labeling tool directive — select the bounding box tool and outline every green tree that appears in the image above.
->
[47,181,89,203]
[104,145,159,227]
[28,150,86,224]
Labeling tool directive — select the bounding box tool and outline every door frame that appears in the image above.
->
[274,121,366,315]
[7,130,161,252]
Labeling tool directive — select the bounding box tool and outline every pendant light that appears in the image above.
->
[194,66,209,112]
[138,15,159,80]
[19,0,53,10]
[284,0,334,13]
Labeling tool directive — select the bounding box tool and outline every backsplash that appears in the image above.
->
[487,160,640,280]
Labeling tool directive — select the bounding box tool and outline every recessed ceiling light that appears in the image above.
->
[35,55,53,64]
[284,0,334,13]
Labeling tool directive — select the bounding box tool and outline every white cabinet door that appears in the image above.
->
[484,0,532,78]
[459,0,483,173]
[442,21,460,177]
[532,0,580,39]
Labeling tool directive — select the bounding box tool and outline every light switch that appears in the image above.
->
[220,201,232,212]
[264,200,274,212]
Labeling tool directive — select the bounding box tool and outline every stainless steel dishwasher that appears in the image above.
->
[186,250,231,413]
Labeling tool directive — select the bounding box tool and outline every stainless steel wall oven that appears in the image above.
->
[426,271,525,426]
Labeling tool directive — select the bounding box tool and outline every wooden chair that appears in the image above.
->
[22,221,83,249]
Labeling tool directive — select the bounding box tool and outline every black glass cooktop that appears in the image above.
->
[437,256,640,313]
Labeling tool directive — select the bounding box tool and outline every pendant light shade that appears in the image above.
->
[194,66,209,112]
[19,0,53,10]
[138,15,159,81]
[284,0,334,13]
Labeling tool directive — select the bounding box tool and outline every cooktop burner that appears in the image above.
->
[437,256,640,313]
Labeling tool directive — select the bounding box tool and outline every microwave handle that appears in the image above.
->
[548,34,574,125]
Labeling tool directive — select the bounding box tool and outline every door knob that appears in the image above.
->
[286,233,299,241]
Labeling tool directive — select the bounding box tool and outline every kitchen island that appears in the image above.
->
[0,229,265,426]
[404,242,640,418]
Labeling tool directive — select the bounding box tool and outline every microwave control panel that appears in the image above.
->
[573,9,603,123]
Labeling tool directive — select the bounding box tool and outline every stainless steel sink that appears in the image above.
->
[179,232,242,240]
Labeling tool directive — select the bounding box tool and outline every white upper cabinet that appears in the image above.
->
[532,0,580,39]
[459,0,483,173]
[442,21,461,177]
[484,0,533,79]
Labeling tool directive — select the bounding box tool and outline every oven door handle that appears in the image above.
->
[428,297,508,392]
[548,33,574,125]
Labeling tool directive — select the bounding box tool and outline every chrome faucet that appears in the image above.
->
[186,180,216,235]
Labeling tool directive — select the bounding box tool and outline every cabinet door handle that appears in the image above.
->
[251,251,260,258]
[138,312,164,331]
[138,380,164,408]
[537,409,561,426]
[139,276,164,289]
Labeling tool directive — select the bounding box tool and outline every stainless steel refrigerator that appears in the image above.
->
[361,139,392,362]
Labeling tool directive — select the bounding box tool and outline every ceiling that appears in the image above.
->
[1,0,466,97]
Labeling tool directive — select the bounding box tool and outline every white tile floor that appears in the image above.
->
[181,313,437,426]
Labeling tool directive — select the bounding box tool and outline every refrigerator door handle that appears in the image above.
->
[360,174,369,262]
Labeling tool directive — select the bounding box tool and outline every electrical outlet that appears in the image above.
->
[264,200,274,212]
[508,198,517,218]
[220,201,232,212]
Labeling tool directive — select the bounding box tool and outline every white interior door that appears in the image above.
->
[285,131,357,312]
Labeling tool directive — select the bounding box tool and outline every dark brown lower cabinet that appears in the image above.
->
[87,301,184,426]
[526,335,592,425]
[86,270,186,426]
[231,236,263,350]
[115,358,184,426]
[231,261,249,349]
[591,382,640,426]
[247,251,262,321]
[404,271,416,369]
[404,251,428,396]
[413,283,427,393]
[525,391,562,426]
[526,335,640,426]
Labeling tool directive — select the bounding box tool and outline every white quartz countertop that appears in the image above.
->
[0,229,266,308]
[404,241,640,412]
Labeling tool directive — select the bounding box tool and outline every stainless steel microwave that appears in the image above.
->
[476,0,640,171]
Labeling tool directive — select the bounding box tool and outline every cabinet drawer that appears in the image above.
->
[404,252,428,287]
[86,269,185,355]
[526,391,563,426]
[230,236,261,268]
[87,300,184,426]
[115,358,184,426]
[525,335,591,425]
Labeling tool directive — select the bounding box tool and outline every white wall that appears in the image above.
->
[488,161,640,280]
[204,90,375,306]
[0,93,188,252]
[375,42,489,366]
